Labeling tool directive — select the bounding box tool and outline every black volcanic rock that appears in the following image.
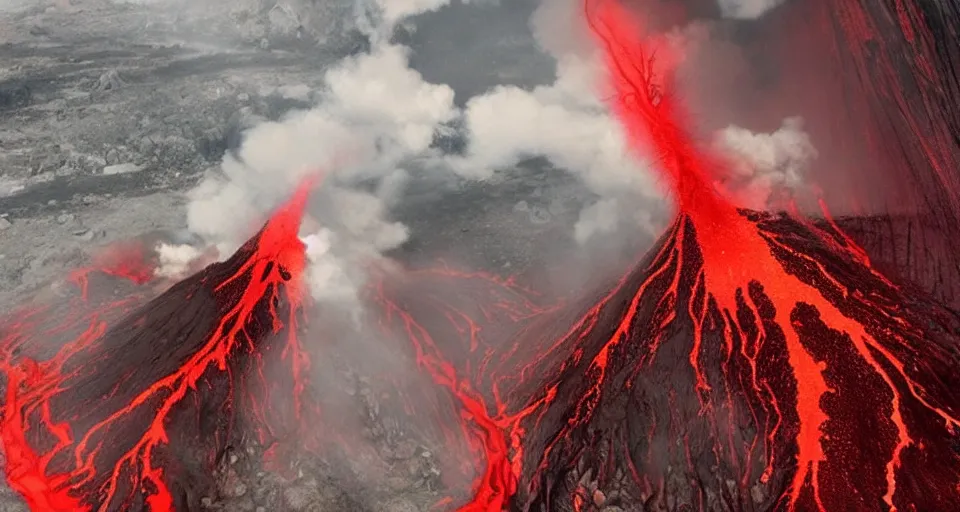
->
[494,210,960,511]
[831,214,960,312]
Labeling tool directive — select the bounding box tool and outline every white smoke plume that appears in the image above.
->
[354,0,459,44]
[714,117,818,209]
[154,243,205,280]
[716,0,786,20]
[448,0,669,244]
[448,0,815,244]
[161,0,817,295]
[162,7,457,303]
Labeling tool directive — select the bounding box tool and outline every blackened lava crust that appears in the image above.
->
[502,210,960,512]
[0,184,313,511]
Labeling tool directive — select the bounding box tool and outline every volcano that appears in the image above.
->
[374,1,960,511]
[0,180,316,511]
[495,208,960,511]
[376,210,960,511]
[492,1,960,510]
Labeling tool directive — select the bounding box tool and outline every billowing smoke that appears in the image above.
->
[159,0,818,298]
[716,0,785,19]
[448,0,815,244]
[447,0,668,244]
[450,56,669,242]
[154,242,205,279]
[162,39,455,304]
[714,117,818,209]
[355,0,452,41]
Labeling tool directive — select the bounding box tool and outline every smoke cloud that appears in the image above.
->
[360,0,450,34]
[168,38,455,303]
[445,0,814,244]
[447,0,669,244]
[154,243,205,280]
[156,0,820,304]
[716,0,785,19]
[714,117,818,209]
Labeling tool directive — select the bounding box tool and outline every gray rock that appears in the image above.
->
[0,218,11,231]
[0,83,31,110]
[282,484,320,511]
[137,136,155,155]
[528,206,551,224]
[382,497,418,512]
[268,5,300,37]
[102,163,143,175]
[94,69,126,92]
[105,148,119,165]
[57,213,75,224]
[157,136,197,168]
[36,153,66,174]
[72,228,97,242]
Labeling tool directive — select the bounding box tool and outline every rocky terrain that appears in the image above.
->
[0,0,360,305]
[0,1,611,510]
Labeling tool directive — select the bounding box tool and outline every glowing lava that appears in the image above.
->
[372,1,960,510]
[0,180,316,511]
[495,1,959,509]
[371,266,552,511]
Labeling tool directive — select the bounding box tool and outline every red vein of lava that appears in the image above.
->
[0,178,317,511]
[372,270,537,512]
[395,1,960,510]
[583,0,960,510]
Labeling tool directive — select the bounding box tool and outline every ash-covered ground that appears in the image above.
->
[0,1,637,510]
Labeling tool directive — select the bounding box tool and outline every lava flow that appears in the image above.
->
[371,266,553,511]
[746,0,960,308]
[374,1,960,510]
[0,180,316,511]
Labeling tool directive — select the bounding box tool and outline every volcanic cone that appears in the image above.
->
[371,1,960,510]
[0,180,316,511]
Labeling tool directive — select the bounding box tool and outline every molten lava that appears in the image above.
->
[757,0,960,307]
[371,266,553,511]
[0,180,316,511]
[377,1,960,510]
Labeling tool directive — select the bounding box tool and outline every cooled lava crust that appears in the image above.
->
[0,182,315,511]
[373,0,960,509]
[498,209,960,511]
